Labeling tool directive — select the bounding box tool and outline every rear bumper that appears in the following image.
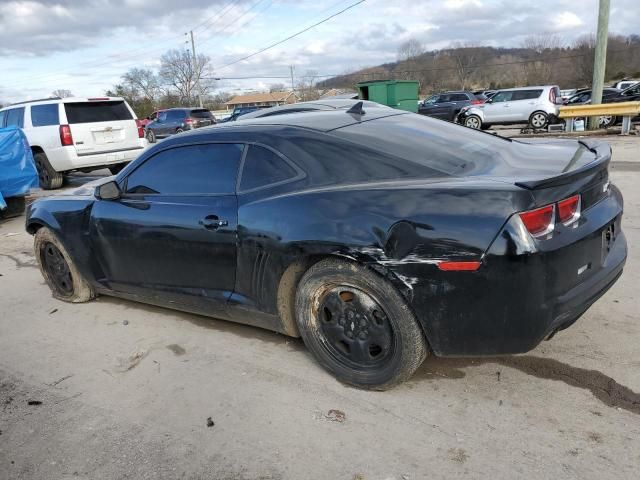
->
[47,141,147,171]
[394,187,626,357]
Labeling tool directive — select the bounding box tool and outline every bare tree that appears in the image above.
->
[269,83,286,93]
[573,34,596,86]
[296,70,320,101]
[521,33,562,85]
[51,89,73,98]
[448,43,489,90]
[122,68,161,106]
[159,49,214,104]
[397,38,424,62]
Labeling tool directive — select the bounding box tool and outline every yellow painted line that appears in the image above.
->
[559,101,640,118]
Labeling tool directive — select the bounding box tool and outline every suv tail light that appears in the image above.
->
[519,204,555,238]
[185,118,194,124]
[557,194,581,225]
[135,119,144,138]
[59,125,73,146]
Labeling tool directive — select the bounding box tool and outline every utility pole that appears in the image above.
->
[188,30,204,108]
[290,65,295,93]
[589,0,610,130]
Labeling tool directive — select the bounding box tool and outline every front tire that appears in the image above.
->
[34,227,95,303]
[33,152,63,190]
[464,115,482,129]
[598,115,616,128]
[529,111,549,129]
[295,259,428,390]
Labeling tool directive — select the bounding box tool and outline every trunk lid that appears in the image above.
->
[64,100,140,156]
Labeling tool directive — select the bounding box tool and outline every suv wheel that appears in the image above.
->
[464,115,482,129]
[145,129,156,143]
[33,151,63,190]
[529,111,549,129]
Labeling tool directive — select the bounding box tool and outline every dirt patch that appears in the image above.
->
[448,447,469,463]
[416,355,640,415]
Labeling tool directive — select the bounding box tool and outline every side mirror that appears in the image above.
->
[95,180,121,201]
[485,98,493,104]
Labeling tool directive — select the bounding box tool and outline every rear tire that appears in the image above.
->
[176,128,184,134]
[145,129,156,143]
[34,227,95,303]
[464,115,482,129]
[33,152,63,190]
[295,258,428,390]
[529,111,549,129]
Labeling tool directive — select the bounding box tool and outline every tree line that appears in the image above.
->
[319,33,640,95]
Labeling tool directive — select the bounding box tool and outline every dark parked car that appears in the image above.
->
[418,91,485,121]
[599,82,640,124]
[564,88,622,128]
[145,108,215,143]
[218,105,271,123]
[26,108,626,389]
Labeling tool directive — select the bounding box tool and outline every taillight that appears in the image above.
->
[185,118,194,124]
[519,204,555,238]
[59,125,73,146]
[558,194,581,225]
[470,99,484,104]
[135,119,144,138]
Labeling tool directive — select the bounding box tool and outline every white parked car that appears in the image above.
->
[456,85,562,130]
[0,97,147,189]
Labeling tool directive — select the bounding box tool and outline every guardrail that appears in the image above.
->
[559,101,640,135]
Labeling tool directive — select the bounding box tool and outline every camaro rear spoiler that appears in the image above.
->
[515,140,611,190]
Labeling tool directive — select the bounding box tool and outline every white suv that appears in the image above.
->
[457,85,561,130]
[0,97,147,189]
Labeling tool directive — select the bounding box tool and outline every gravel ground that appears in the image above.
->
[1,133,639,480]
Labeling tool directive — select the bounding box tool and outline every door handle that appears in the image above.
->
[199,215,228,230]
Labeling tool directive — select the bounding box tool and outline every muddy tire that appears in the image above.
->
[295,258,428,390]
[145,129,156,144]
[33,152,63,190]
[34,227,95,303]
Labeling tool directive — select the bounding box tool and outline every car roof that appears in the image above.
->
[495,86,556,92]
[238,99,391,120]
[1,96,125,109]
[174,108,408,138]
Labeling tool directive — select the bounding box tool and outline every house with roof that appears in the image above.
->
[225,91,299,110]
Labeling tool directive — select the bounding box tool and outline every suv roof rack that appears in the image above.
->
[8,97,61,107]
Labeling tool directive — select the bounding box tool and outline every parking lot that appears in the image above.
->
[0,132,638,480]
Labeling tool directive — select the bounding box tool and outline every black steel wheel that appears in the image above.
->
[296,258,428,390]
[41,241,74,297]
[34,227,95,303]
[317,286,395,369]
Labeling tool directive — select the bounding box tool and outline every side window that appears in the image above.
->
[31,104,60,127]
[5,108,25,128]
[240,145,298,192]
[125,143,244,195]
[167,110,185,121]
[450,94,468,102]
[491,91,512,103]
[437,94,451,103]
[158,111,168,122]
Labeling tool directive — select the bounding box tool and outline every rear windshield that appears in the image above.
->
[190,109,213,119]
[64,101,133,124]
[331,113,511,176]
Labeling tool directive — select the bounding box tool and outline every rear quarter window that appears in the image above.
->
[190,109,212,118]
[239,145,299,192]
[64,101,132,124]
[31,104,60,127]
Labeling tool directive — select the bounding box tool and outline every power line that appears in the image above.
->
[213,0,367,70]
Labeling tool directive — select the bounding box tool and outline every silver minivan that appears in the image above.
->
[457,85,561,130]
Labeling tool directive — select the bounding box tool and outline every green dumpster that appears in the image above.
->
[356,80,419,113]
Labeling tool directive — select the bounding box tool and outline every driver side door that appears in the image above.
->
[88,142,245,314]
[481,91,513,123]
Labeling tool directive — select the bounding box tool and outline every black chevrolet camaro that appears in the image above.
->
[26,105,627,389]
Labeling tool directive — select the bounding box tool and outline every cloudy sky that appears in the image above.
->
[0,0,638,103]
